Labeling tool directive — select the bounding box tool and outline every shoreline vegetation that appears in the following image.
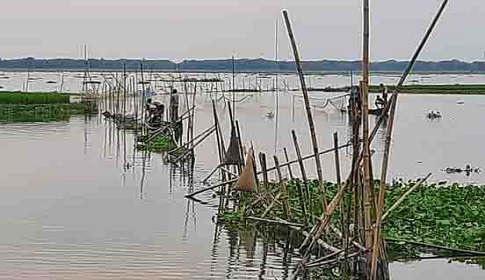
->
[0,91,96,122]
[301,84,485,95]
[1,58,485,73]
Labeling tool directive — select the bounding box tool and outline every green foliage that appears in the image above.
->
[369,84,485,95]
[136,134,175,153]
[0,102,95,122]
[0,92,70,104]
[384,180,485,253]
[234,179,485,259]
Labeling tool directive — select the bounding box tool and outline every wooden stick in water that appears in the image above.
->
[283,147,294,180]
[273,155,292,220]
[283,10,326,209]
[371,2,449,277]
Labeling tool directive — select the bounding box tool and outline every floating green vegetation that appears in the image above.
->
[370,84,485,95]
[0,91,70,104]
[136,133,175,153]
[223,179,485,257]
[0,102,96,122]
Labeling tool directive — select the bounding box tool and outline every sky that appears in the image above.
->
[0,0,483,61]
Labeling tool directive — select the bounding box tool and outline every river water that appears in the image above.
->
[0,71,484,279]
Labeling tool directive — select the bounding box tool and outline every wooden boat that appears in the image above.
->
[369,108,384,116]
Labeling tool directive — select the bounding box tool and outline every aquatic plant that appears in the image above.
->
[0,91,70,104]
[136,133,175,153]
[222,179,485,256]
[369,84,485,95]
[0,102,96,123]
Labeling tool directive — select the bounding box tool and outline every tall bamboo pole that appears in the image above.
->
[283,10,327,209]
[370,1,449,278]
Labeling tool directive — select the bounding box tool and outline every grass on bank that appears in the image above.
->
[0,91,70,104]
[369,84,485,95]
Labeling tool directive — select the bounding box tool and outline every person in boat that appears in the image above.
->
[380,83,389,103]
[145,98,154,121]
[151,100,165,124]
[375,95,386,109]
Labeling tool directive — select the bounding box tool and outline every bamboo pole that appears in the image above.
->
[283,11,326,209]
[292,181,349,279]
[283,147,294,180]
[291,130,312,219]
[370,1,449,277]
[186,144,351,199]
[381,173,431,221]
[274,155,292,220]
[361,81,374,249]
[235,121,245,169]
[259,153,269,193]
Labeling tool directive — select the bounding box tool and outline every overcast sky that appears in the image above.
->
[0,0,482,61]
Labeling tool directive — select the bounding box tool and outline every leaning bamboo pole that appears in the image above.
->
[370,1,449,278]
[283,11,327,209]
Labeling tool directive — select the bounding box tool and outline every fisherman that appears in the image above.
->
[350,85,362,111]
[145,98,154,121]
[380,83,389,103]
[170,89,179,122]
[375,95,386,109]
[151,100,165,124]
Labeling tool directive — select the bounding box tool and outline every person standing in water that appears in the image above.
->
[170,89,179,123]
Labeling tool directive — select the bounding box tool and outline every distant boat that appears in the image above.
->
[457,100,465,105]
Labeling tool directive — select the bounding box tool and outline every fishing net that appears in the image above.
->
[312,93,348,112]
[296,93,349,112]
[223,128,242,165]
[235,152,257,193]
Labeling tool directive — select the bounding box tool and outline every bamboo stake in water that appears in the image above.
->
[370,1,449,278]
[273,155,292,220]
[283,147,294,180]
[283,11,326,209]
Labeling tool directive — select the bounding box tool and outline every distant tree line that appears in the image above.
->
[1,57,484,73]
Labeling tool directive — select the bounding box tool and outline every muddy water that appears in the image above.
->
[0,72,484,279]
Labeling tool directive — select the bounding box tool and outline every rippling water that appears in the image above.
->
[0,72,484,279]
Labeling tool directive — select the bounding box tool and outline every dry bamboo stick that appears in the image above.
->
[259,153,269,193]
[293,182,349,279]
[261,192,282,219]
[247,216,303,228]
[283,11,326,209]
[283,147,294,180]
[273,155,292,220]
[284,222,341,253]
[381,173,431,221]
[292,130,311,221]
[361,81,374,250]
[370,2,449,277]
[185,144,350,198]
[385,237,485,256]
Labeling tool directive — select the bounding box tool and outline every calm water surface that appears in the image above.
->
[0,72,484,279]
